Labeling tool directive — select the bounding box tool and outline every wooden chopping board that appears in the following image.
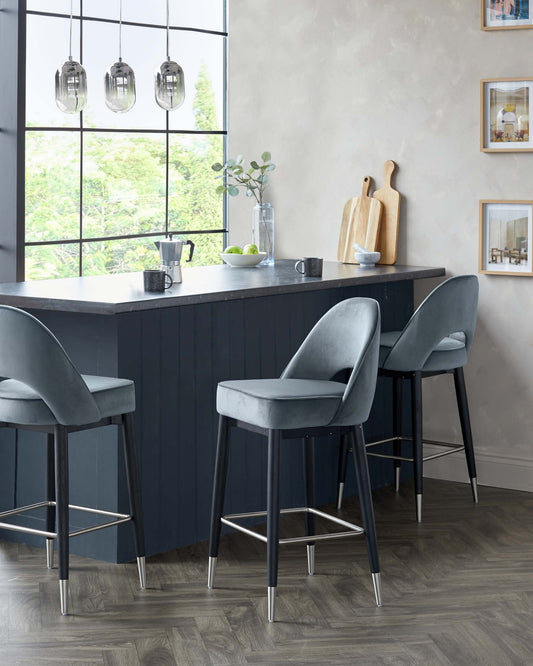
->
[337,176,383,263]
[373,160,401,265]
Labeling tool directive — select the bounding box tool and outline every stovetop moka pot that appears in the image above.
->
[154,234,195,285]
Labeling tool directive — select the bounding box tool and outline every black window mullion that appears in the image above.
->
[79,0,84,276]
[26,10,228,38]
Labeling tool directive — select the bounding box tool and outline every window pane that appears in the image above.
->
[26,244,79,280]
[182,232,225,267]
[26,14,81,128]
[82,133,166,238]
[85,0,224,32]
[168,32,225,132]
[82,236,163,275]
[26,132,80,242]
[83,21,166,130]
[168,134,224,232]
[27,1,80,13]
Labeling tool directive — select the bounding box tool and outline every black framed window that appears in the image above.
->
[24,1,227,279]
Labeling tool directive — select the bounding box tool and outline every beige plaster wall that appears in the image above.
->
[228,0,533,490]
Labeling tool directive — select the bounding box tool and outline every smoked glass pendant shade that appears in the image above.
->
[155,58,185,111]
[104,59,136,113]
[55,57,87,114]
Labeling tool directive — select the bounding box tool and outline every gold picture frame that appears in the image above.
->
[479,200,533,276]
[481,78,533,152]
[481,0,533,29]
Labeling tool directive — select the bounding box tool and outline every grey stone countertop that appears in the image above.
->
[0,261,445,315]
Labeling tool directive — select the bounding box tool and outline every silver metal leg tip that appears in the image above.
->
[395,467,401,492]
[471,477,479,503]
[46,539,54,570]
[336,482,345,510]
[59,579,69,615]
[372,573,383,607]
[207,556,217,589]
[137,556,146,590]
[416,494,423,523]
[267,586,276,622]
[306,544,315,576]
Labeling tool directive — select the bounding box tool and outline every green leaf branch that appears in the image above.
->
[212,151,275,205]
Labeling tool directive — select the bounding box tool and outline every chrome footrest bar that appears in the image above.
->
[0,500,132,539]
[366,452,413,462]
[365,436,465,463]
[69,517,132,538]
[0,500,51,520]
[0,522,56,538]
[221,506,364,546]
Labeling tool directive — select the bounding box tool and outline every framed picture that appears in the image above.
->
[481,0,533,29]
[481,78,533,152]
[479,201,533,275]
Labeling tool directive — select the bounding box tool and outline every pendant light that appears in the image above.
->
[155,0,185,111]
[55,0,87,114]
[104,0,136,113]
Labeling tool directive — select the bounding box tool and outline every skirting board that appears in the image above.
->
[424,447,533,493]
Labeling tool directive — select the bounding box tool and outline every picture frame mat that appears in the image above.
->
[481,0,533,29]
[481,78,533,152]
[479,200,533,276]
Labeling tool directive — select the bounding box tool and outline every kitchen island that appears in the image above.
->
[0,261,444,562]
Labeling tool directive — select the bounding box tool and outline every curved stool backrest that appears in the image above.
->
[0,305,100,425]
[383,275,479,372]
[281,297,381,426]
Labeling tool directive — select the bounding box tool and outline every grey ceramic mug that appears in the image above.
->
[143,270,173,292]
[295,257,323,277]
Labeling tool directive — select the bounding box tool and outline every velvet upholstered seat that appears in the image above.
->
[0,375,135,425]
[209,297,383,623]
[337,275,479,524]
[217,378,347,430]
[0,305,145,616]
[379,331,467,372]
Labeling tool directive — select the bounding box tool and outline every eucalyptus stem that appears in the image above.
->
[211,152,275,208]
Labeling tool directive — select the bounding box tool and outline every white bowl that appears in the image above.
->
[354,251,381,268]
[220,252,267,267]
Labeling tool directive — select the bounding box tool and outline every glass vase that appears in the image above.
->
[252,203,274,265]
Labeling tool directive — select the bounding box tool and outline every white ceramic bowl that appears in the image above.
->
[354,251,381,268]
[220,252,267,267]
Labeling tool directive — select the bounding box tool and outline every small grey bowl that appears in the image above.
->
[354,251,381,268]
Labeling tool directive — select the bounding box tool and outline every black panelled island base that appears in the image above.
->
[0,261,444,562]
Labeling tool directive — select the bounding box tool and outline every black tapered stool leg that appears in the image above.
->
[54,425,69,615]
[336,434,350,509]
[411,371,423,523]
[393,376,403,492]
[267,429,281,622]
[207,415,230,589]
[351,425,382,607]
[454,367,478,503]
[122,412,146,589]
[303,436,316,575]
[46,433,55,570]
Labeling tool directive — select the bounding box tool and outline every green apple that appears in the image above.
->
[243,243,259,255]
[224,245,243,254]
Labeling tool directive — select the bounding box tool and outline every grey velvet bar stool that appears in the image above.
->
[337,275,479,523]
[0,306,146,615]
[208,297,382,622]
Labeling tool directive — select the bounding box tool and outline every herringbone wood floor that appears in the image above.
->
[1,478,533,665]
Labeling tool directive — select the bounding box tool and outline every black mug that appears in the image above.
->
[295,257,323,278]
[143,270,173,292]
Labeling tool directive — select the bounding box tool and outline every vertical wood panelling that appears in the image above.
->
[176,305,197,546]
[194,304,214,541]
[158,306,181,551]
